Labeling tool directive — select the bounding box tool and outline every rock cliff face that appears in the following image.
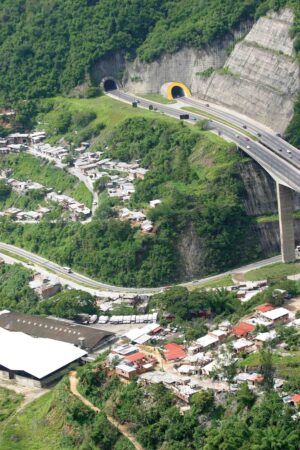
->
[196,9,299,133]
[122,8,299,133]
[238,160,300,215]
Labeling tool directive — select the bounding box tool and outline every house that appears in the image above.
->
[150,199,161,208]
[115,363,136,380]
[209,329,228,341]
[232,322,255,337]
[196,334,219,349]
[291,394,300,406]
[261,307,290,325]
[164,343,187,361]
[256,304,274,313]
[255,330,277,347]
[124,352,157,373]
[232,338,254,353]
[234,372,264,385]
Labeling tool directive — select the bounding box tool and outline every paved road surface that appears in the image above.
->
[0,242,282,294]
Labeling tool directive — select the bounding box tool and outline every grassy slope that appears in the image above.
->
[0,387,23,423]
[0,390,68,450]
[42,96,176,144]
[239,351,300,381]
[244,262,300,281]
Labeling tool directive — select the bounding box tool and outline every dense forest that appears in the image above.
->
[0,0,296,102]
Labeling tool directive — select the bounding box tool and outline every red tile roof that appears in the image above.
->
[291,394,300,404]
[232,322,255,337]
[256,304,274,313]
[125,352,146,363]
[164,343,187,361]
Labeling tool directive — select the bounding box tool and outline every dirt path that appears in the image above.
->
[69,371,144,450]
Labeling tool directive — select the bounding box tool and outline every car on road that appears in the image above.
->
[243,125,247,129]
[235,134,239,138]
[246,145,251,149]
[191,117,197,121]
[205,103,210,107]
[63,266,72,273]
[93,201,97,205]
[278,148,282,152]
[287,149,292,154]
[245,137,250,141]
[257,132,261,137]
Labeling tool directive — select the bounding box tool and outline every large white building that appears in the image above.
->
[0,327,87,387]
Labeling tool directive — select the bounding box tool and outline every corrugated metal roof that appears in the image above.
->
[0,311,113,351]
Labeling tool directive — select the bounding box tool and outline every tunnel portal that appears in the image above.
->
[103,78,117,92]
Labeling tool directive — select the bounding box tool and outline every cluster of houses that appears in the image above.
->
[0,131,46,154]
[46,192,90,219]
[98,292,150,314]
[105,288,300,406]
[29,272,62,299]
[0,206,51,222]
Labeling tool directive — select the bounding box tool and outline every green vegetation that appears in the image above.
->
[189,275,233,290]
[139,94,176,104]
[0,0,294,103]
[37,289,98,320]
[181,106,257,139]
[0,263,39,313]
[0,388,23,423]
[0,153,92,208]
[240,351,300,383]
[76,355,300,449]
[244,261,300,281]
[38,96,173,145]
[0,380,130,450]
[196,67,215,78]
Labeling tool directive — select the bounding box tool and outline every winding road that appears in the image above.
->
[0,242,282,295]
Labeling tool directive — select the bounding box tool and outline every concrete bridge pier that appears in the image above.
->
[277,183,295,263]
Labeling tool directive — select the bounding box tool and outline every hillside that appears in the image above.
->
[0,381,132,450]
[0,0,291,103]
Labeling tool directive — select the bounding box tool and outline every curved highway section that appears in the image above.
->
[110,90,300,193]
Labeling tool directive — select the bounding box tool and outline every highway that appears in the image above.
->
[0,242,282,295]
[110,89,300,193]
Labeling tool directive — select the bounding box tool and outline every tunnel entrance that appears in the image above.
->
[161,82,192,100]
[103,78,117,92]
[171,85,185,98]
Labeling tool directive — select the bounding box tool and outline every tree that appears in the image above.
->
[38,289,98,319]
[94,176,110,193]
[259,348,275,392]
[236,382,256,411]
[0,180,11,200]
[190,389,214,414]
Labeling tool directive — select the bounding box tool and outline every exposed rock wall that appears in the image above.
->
[253,220,300,255]
[196,9,300,132]
[239,160,300,215]
[122,8,299,133]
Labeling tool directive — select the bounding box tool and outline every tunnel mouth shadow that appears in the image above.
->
[171,85,185,98]
[103,78,117,92]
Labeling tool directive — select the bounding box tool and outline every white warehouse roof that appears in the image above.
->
[0,327,87,380]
